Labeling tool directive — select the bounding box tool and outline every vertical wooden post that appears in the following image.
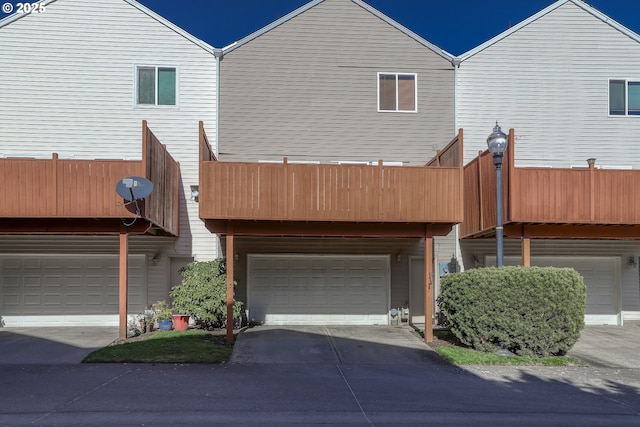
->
[283,157,289,218]
[377,160,383,219]
[226,224,235,344]
[521,237,531,267]
[142,120,149,177]
[589,160,595,221]
[52,153,59,216]
[424,229,433,343]
[477,151,484,230]
[119,226,129,341]
[507,129,515,222]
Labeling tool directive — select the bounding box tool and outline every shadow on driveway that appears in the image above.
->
[0,327,118,364]
[231,325,448,365]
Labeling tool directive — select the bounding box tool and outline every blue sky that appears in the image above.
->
[2,0,637,54]
[129,0,640,55]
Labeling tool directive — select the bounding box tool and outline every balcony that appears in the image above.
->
[0,121,179,236]
[199,123,464,238]
[462,129,640,240]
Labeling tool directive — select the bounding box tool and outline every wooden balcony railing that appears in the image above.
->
[0,121,179,236]
[426,130,463,167]
[462,129,640,239]
[199,123,464,234]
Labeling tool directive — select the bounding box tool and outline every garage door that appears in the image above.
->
[248,255,389,325]
[0,254,145,324]
[487,256,619,325]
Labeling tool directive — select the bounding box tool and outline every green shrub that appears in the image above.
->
[150,300,173,322]
[437,266,585,357]
[169,259,244,328]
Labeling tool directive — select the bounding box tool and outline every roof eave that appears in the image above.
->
[122,0,215,53]
[0,0,216,53]
[351,0,454,62]
[457,0,640,63]
[222,0,454,62]
[0,0,57,29]
[571,0,640,44]
[457,0,570,62]
[222,0,325,54]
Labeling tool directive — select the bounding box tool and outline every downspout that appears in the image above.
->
[213,48,223,259]
[453,57,460,132]
[213,48,223,159]
[452,57,464,271]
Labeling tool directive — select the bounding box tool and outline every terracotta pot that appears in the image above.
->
[172,314,190,331]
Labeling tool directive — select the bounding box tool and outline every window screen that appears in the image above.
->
[137,67,156,105]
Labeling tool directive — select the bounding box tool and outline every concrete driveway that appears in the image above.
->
[232,323,640,368]
[231,325,446,364]
[0,323,636,368]
[567,322,640,368]
[0,327,118,364]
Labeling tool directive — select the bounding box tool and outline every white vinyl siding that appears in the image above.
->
[609,79,640,116]
[378,73,417,112]
[0,0,218,262]
[458,1,640,168]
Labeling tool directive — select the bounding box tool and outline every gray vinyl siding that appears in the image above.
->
[226,237,424,311]
[460,239,640,315]
[0,0,218,261]
[219,0,454,165]
[458,1,640,167]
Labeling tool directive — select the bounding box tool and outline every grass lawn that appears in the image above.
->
[83,330,233,364]
[427,329,586,366]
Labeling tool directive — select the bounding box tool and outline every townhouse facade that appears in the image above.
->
[1,0,639,335]
[0,0,218,327]
[208,0,459,332]
[457,0,640,325]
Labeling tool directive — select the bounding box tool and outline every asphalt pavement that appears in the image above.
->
[0,324,638,426]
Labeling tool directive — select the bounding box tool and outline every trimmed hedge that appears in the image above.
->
[437,266,585,357]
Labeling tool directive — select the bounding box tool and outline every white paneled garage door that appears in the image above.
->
[0,254,146,326]
[248,255,390,325]
[487,256,620,325]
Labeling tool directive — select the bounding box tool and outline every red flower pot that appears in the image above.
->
[172,314,190,331]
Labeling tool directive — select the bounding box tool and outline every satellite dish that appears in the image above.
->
[116,176,154,202]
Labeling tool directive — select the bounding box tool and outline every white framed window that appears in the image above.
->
[378,73,417,112]
[609,79,640,116]
[136,66,177,106]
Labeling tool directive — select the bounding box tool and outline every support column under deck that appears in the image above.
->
[119,226,128,341]
[226,226,235,344]
[424,230,433,343]
[522,237,531,267]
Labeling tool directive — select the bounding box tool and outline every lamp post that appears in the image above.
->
[487,122,508,267]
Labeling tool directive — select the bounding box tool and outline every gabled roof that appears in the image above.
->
[0,0,215,54]
[222,0,454,62]
[458,0,640,62]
